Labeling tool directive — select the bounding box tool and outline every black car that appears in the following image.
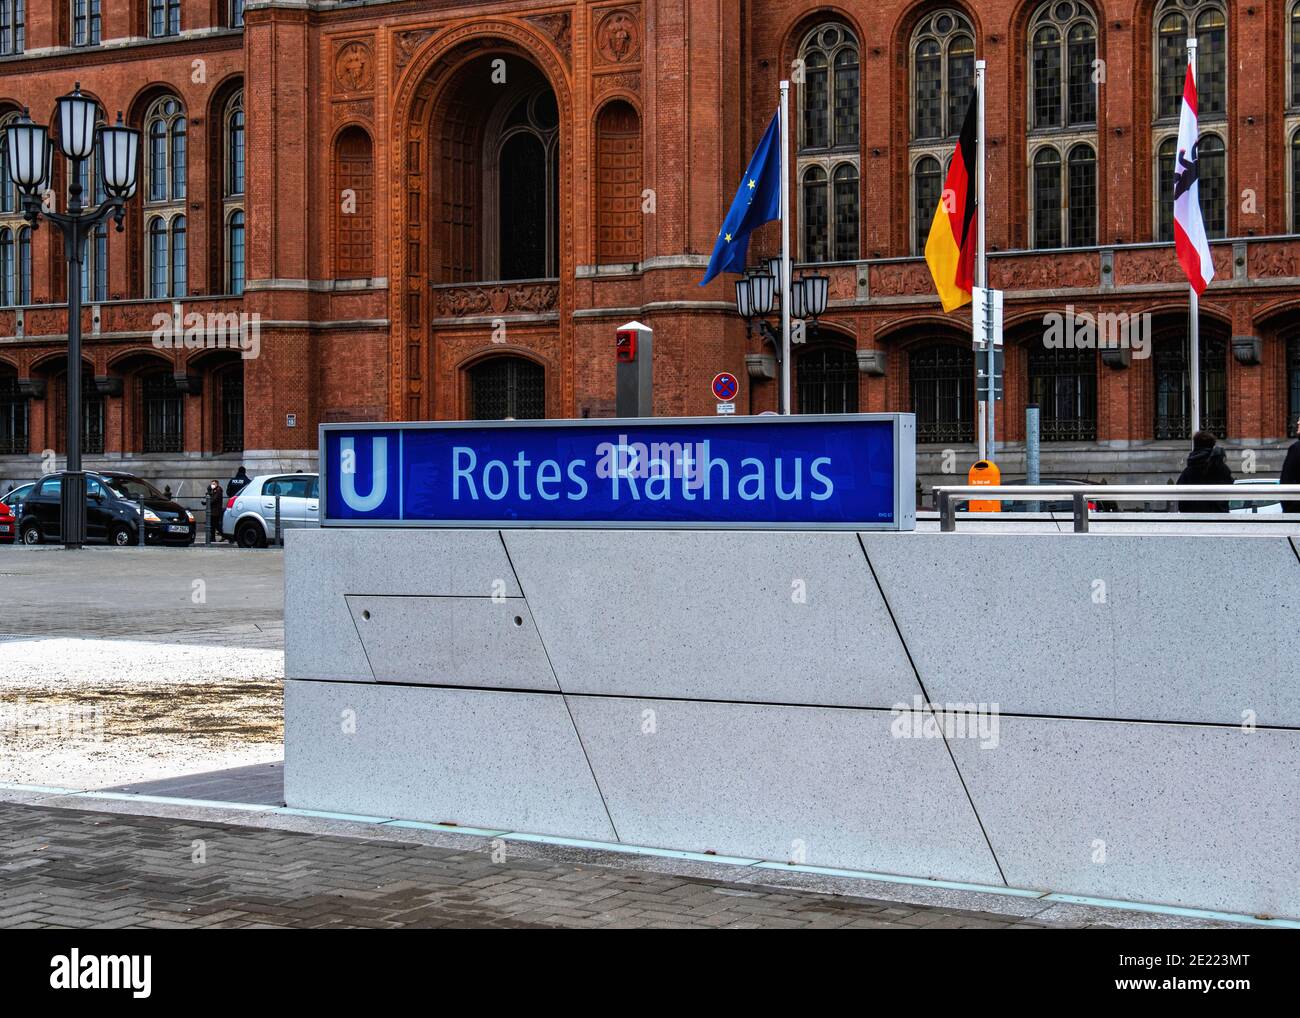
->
[19,472,196,546]
[997,477,1118,514]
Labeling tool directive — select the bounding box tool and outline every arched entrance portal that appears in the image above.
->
[431,57,560,284]
[394,28,573,422]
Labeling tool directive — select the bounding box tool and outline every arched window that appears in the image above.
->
[494,89,559,280]
[225,91,246,293]
[801,166,828,263]
[595,101,643,265]
[1028,4,1099,250]
[0,1,24,55]
[1031,2,1098,129]
[469,357,545,420]
[149,0,179,38]
[796,342,859,414]
[1032,148,1062,248]
[71,1,101,46]
[910,343,974,443]
[912,11,975,142]
[911,12,974,256]
[1028,344,1096,440]
[913,155,943,255]
[139,370,183,452]
[1155,1,1226,121]
[334,127,373,280]
[227,210,245,295]
[0,366,27,454]
[144,97,186,297]
[1293,129,1300,234]
[1292,2,1300,109]
[217,364,243,452]
[797,23,859,263]
[1153,330,1227,439]
[55,370,104,454]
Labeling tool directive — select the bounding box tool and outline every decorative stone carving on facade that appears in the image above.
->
[1249,243,1300,279]
[593,71,641,98]
[525,12,572,64]
[335,41,374,93]
[869,262,934,297]
[1112,248,1194,287]
[431,282,561,319]
[393,28,439,77]
[595,8,640,65]
[334,100,375,123]
[990,252,1096,290]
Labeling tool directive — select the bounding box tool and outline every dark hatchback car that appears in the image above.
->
[19,472,196,546]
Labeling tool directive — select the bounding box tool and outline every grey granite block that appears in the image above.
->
[284,528,518,682]
[862,532,1300,726]
[503,529,920,707]
[346,595,558,691]
[567,695,1005,885]
[283,679,615,840]
[948,715,1300,919]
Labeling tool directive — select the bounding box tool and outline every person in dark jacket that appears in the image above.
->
[206,479,225,543]
[1176,431,1234,513]
[226,466,251,499]
[1282,414,1300,515]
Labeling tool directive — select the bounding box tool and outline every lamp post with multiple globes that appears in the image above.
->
[4,84,141,549]
[733,256,829,414]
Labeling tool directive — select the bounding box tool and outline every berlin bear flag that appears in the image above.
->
[1173,52,1215,295]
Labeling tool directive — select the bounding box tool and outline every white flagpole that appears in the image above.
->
[1187,37,1201,436]
[975,61,989,460]
[779,79,792,415]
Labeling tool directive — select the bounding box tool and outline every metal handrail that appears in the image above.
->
[934,484,1300,533]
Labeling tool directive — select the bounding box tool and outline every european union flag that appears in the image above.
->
[699,112,781,286]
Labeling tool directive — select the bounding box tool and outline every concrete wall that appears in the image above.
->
[284,526,1300,918]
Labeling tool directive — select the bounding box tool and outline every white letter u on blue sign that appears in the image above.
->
[339,436,388,512]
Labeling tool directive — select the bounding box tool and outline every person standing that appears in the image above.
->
[1175,431,1234,513]
[227,466,251,499]
[206,479,226,543]
[1282,414,1300,515]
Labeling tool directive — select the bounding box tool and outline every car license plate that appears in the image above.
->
[167,524,188,533]
[0,525,9,533]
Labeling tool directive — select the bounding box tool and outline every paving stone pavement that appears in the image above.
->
[0,802,1081,929]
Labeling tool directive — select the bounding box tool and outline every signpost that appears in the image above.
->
[321,414,916,531]
[711,372,739,402]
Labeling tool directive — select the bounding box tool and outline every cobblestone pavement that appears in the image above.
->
[0,802,1077,929]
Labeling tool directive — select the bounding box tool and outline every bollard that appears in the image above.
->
[137,498,146,546]
[275,495,282,547]
[939,491,956,532]
[1073,493,1090,533]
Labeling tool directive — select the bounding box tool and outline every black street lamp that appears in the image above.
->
[5,85,140,549]
[734,261,830,414]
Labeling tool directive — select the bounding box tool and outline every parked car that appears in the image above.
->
[2,482,34,527]
[0,497,14,544]
[18,472,196,546]
[997,477,1118,514]
[1228,477,1283,514]
[222,473,319,548]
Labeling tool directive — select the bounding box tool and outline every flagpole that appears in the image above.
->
[975,60,989,460]
[1186,37,1201,436]
[779,79,792,416]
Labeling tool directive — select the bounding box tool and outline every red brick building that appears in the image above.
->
[1,0,1299,497]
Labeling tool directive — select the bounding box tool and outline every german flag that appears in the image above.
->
[924,88,979,312]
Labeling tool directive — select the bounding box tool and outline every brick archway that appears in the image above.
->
[390,21,575,422]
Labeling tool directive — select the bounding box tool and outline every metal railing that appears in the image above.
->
[934,484,1300,533]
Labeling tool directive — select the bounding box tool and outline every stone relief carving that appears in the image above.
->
[525,12,572,64]
[335,41,374,93]
[595,8,640,65]
[432,283,560,318]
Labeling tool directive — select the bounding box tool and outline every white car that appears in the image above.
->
[1228,477,1282,514]
[222,473,320,547]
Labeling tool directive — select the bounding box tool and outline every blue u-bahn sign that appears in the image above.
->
[320,414,916,530]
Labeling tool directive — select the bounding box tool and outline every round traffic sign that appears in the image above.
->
[712,372,739,401]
